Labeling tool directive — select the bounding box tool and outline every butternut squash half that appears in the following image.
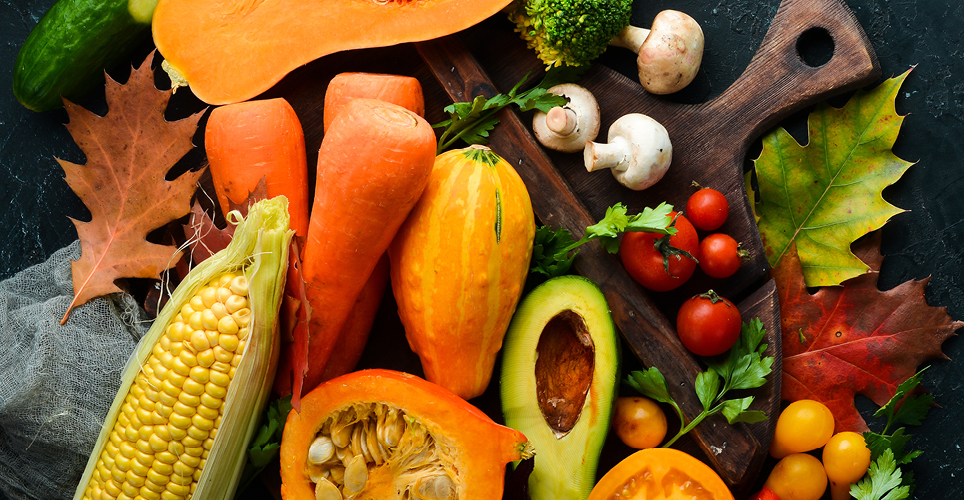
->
[151,0,513,105]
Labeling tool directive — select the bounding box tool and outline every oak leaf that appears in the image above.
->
[774,232,959,432]
[59,54,204,322]
[754,70,914,287]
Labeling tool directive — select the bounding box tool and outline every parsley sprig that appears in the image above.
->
[432,65,584,153]
[531,202,676,277]
[236,395,293,496]
[625,318,774,447]
[851,368,932,500]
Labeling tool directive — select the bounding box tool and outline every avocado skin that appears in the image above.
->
[500,275,620,500]
[13,0,152,112]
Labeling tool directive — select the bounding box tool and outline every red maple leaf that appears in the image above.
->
[774,232,960,432]
[59,53,204,322]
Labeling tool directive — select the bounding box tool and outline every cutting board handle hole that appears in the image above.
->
[796,27,835,68]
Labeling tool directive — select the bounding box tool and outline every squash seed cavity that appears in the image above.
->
[534,310,595,438]
[305,403,460,500]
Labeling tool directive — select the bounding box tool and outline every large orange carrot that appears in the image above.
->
[298,98,436,396]
[205,97,310,237]
[323,73,424,133]
[318,253,390,382]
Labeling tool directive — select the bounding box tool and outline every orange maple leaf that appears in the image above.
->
[774,232,960,432]
[59,54,204,322]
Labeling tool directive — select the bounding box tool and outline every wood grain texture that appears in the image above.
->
[416,0,877,493]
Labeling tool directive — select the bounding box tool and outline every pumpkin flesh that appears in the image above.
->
[280,369,534,500]
[152,0,514,104]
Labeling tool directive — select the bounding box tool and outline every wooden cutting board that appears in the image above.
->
[227,0,879,496]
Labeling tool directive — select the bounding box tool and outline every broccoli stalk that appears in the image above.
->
[509,0,633,68]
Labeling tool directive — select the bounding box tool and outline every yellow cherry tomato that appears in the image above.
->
[769,399,835,458]
[612,396,668,449]
[823,431,871,500]
[764,453,828,500]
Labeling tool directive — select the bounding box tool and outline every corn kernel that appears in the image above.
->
[189,330,210,352]
[139,486,162,500]
[135,407,153,425]
[172,401,196,418]
[232,308,251,328]
[155,450,177,465]
[237,326,250,340]
[210,302,228,319]
[169,412,192,430]
[124,425,139,442]
[158,351,174,369]
[188,312,203,331]
[154,423,171,442]
[210,361,230,374]
[192,414,215,432]
[138,424,153,441]
[188,366,209,385]
[122,481,140,498]
[218,333,239,352]
[229,276,248,296]
[199,287,218,308]
[213,346,233,363]
[196,404,218,421]
[187,425,209,441]
[159,490,182,500]
[179,304,194,320]
[135,439,154,456]
[189,296,205,313]
[218,273,235,287]
[166,482,191,496]
[172,460,195,478]
[105,479,122,497]
[182,378,205,396]
[178,350,198,368]
[199,393,221,410]
[168,425,187,441]
[208,370,230,388]
[196,349,215,368]
[205,382,227,400]
[180,453,202,468]
[177,390,200,407]
[224,295,247,314]
[148,433,167,452]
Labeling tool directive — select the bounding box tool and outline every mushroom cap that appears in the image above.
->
[608,113,672,190]
[532,83,601,153]
[638,10,704,95]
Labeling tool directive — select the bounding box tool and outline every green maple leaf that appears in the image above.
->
[753,69,915,286]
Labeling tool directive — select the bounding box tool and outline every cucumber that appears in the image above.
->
[12,0,159,112]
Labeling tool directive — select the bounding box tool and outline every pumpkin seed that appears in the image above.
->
[308,436,335,465]
[343,455,368,495]
[314,477,343,500]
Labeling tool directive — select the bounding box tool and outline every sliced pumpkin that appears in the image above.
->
[151,0,514,105]
[280,369,535,500]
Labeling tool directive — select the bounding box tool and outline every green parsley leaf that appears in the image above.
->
[432,66,584,153]
[851,449,911,500]
[721,397,767,424]
[236,395,293,496]
[529,202,676,277]
[873,367,933,431]
[624,319,774,447]
[695,371,719,411]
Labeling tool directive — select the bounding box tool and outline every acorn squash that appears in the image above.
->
[151,0,514,105]
[389,145,535,400]
[280,369,535,500]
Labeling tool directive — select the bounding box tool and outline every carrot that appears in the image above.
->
[318,253,390,382]
[205,97,310,237]
[299,98,436,395]
[323,73,425,133]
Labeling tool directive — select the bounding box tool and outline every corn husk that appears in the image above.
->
[72,196,293,500]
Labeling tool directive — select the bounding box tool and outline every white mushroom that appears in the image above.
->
[584,113,672,191]
[610,10,704,95]
[532,83,601,153]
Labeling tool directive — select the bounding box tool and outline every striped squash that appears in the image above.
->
[389,145,535,400]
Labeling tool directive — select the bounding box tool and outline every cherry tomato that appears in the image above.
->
[620,212,699,292]
[675,291,741,357]
[822,431,871,500]
[769,400,835,459]
[686,186,729,231]
[612,397,668,449]
[764,453,828,500]
[699,233,747,279]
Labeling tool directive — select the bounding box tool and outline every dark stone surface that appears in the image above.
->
[1,0,961,499]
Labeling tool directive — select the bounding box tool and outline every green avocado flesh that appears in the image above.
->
[500,275,620,500]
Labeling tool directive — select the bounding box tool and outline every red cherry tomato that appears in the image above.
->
[620,212,699,292]
[698,233,747,279]
[686,186,729,231]
[676,291,742,357]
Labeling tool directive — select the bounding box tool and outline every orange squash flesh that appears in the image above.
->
[152,0,514,105]
[588,448,735,500]
[280,369,534,500]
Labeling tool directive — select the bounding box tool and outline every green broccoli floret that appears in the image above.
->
[509,0,633,68]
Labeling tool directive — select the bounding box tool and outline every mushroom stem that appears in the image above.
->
[584,137,630,173]
[609,25,651,54]
[545,107,578,136]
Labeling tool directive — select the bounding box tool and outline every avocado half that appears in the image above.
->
[500,275,620,500]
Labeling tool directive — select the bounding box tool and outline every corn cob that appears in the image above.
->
[73,197,293,500]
